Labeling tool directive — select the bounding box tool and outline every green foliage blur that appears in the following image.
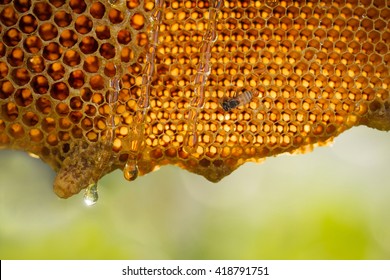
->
[1,126,390,259]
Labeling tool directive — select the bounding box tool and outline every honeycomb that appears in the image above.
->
[0,0,389,199]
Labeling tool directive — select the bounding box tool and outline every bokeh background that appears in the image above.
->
[1,126,390,259]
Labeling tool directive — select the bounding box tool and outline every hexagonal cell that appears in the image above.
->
[26,55,45,73]
[33,1,52,20]
[35,97,52,114]
[69,0,86,14]
[38,23,58,41]
[3,28,22,47]
[54,10,72,27]
[108,8,124,24]
[55,102,70,116]
[68,110,83,125]
[8,123,25,139]
[48,62,65,80]
[79,36,99,54]
[59,30,78,47]
[6,47,24,67]
[89,74,105,90]
[43,42,63,61]
[18,14,38,34]
[58,117,72,130]
[0,6,19,27]
[21,36,41,54]
[30,75,49,94]
[135,32,148,47]
[68,70,86,89]
[22,111,39,127]
[90,1,105,18]
[11,68,30,86]
[1,101,19,121]
[50,82,69,101]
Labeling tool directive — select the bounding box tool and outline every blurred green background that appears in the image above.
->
[1,126,390,259]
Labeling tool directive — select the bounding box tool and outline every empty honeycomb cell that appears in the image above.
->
[69,0,86,14]
[99,43,116,59]
[42,117,56,133]
[27,55,46,73]
[33,1,52,21]
[50,82,69,100]
[7,47,24,67]
[59,30,78,48]
[103,62,116,77]
[83,56,100,73]
[63,50,81,67]
[380,7,390,20]
[22,111,39,127]
[75,15,93,34]
[1,102,18,121]
[28,127,43,142]
[3,28,22,46]
[23,36,42,54]
[0,5,18,26]
[48,62,65,81]
[11,68,30,86]
[81,117,93,131]
[36,96,52,114]
[79,36,99,54]
[54,11,72,27]
[120,47,134,62]
[7,122,24,139]
[80,88,92,102]
[368,30,381,44]
[68,70,85,89]
[30,75,49,94]
[39,23,58,41]
[89,75,104,90]
[59,133,70,143]
[108,8,124,24]
[43,42,62,61]
[13,0,31,13]
[55,102,69,116]
[369,53,382,66]
[70,96,83,110]
[376,64,389,79]
[47,133,59,146]
[361,18,374,32]
[372,0,385,8]
[58,117,72,129]
[69,111,83,124]
[14,88,33,107]
[49,0,65,8]
[117,29,132,45]
[90,2,105,19]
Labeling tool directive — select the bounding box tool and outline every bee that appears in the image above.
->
[221,90,255,112]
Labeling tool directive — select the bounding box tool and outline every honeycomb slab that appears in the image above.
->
[0,0,389,198]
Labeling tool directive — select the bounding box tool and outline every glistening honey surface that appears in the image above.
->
[0,0,389,198]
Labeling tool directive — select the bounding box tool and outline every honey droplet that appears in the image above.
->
[83,183,98,206]
[123,160,139,181]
